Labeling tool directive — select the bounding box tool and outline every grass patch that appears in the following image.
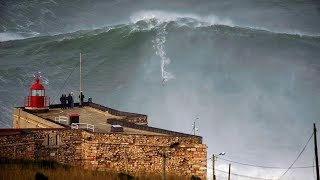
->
[0,158,192,180]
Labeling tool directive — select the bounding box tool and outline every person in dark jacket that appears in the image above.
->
[63,94,68,109]
[64,94,68,109]
[71,92,75,108]
[68,93,73,109]
[60,95,64,109]
[79,91,85,107]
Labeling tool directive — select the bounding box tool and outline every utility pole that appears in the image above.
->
[161,143,179,180]
[314,123,320,180]
[212,154,216,180]
[228,163,231,180]
[162,149,166,180]
[124,148,128,174]
[79,49,83,106]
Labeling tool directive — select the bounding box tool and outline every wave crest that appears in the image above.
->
[130,10,320,37]
[130,10,234,28]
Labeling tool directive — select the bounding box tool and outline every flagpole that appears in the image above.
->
[79,49,82,106]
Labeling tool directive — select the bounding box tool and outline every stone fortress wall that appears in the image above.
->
[0,129,207,179]
[1,103,207,179]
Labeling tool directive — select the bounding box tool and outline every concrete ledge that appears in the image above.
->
[107,119,202,142]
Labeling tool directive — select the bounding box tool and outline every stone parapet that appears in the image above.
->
[88,102,148,125]
[0,129,207,179]
[13,108,64,129]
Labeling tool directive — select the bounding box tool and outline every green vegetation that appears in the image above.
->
[0,159,190,180]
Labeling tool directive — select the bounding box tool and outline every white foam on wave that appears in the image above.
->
[0,75,7,83]
[0,31,40,42]
[152,25,175,84]
[0,32,25,42]
[239,25,320,37]
[132,11,234,85]
[130,10,234,28]
[130,10,320,37]
[55,26,116,42]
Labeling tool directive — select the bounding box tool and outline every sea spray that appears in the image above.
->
[152,24,175,84]
[130,10,234,28]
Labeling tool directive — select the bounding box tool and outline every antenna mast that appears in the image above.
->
[80,49,83,106]
[193,121,196,136]
[314,123,320,180]
[192,116,199,136]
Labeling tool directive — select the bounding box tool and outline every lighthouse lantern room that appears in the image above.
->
[24,76,50,111]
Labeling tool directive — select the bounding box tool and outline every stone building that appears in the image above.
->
[0,76,207,179]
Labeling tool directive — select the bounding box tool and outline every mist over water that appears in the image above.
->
[1,0,320,179]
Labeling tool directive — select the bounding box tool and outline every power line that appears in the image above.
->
[278,132,314,179]
[216,169,276,180]
[215,174,228,180]
[52,60,80,103]
[216,156,317,169]
[209,166,277,180]
[0,120,9,128]
[216,156,284,169]
[208,132,315,179]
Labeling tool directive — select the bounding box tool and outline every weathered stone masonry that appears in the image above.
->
[4,76,207,179]
[0,129,207,179]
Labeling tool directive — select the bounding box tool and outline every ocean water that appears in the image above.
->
[1,0,320,179]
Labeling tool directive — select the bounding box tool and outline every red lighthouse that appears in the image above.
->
[24,76,50,111]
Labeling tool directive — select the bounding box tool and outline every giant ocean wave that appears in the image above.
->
[1,10,320,43]
[1,7,320,180]
[1,13,320,124]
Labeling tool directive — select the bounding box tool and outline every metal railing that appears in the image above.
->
[107,119,203,140]
[54,116,68,123]
[71,123,94,132]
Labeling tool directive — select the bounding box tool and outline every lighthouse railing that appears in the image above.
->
[71,123,95,132]
[44,97,50,107]
[24,97,30,107]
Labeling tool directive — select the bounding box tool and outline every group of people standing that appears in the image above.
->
[60,93,74,109]
[60,92,86,109]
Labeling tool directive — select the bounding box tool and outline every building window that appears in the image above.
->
[31,90,44,96]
